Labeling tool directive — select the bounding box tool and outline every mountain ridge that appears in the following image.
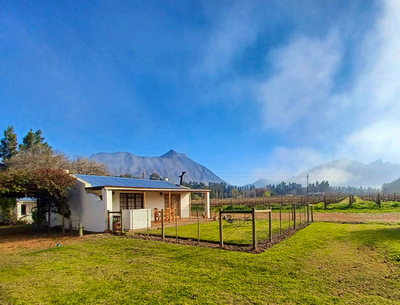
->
[89,150,225,184]
[250,159,400,188]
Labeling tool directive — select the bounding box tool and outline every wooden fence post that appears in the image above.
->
[299,204,302,224]
[120,210,124,234]
[293,204,296,230]
[311,205,314,222]
[279,204,282,235]
[269,210,272,243]
[197,210,200,243]
[175,203,178,242]
[161,209,165,241]
[252,207,256,250]
[307,204,310,224]
[324,196,327,210]
[219,208,223,248]
[288,205,291,229]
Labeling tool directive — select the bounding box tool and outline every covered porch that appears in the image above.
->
[94,187,210,232]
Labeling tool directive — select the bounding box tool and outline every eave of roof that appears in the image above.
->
[86,186,210,192]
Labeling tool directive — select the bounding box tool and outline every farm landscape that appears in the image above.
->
[2,196,400,304]
[3,0,400,304]
[1,220,400,304]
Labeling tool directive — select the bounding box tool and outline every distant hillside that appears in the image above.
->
[287,159,400,187]
[250,178,279,188]
[382,177,400,193]
[89,150,225,184]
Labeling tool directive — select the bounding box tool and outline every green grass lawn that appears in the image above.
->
[1,222,400,304]
[145,220,293,245]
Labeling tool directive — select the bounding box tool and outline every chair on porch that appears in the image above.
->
[165,208,171,222]
[154,208,160,222]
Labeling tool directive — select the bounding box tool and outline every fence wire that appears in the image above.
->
[133,203,313,250]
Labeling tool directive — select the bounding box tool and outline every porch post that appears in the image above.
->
[169,192,172,223]
[102,188,113,232]
[205,192,210,219]
[143,192,146,209]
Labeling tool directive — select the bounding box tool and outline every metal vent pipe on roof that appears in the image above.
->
[179,172,186,185]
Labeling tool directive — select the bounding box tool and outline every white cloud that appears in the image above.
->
[339,120,400,163]
[256,31,343,129]
[255,0,400,184]
[335,0,400,163]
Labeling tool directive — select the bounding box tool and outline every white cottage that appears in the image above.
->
[13,198,36,223]
[53,175,210,232]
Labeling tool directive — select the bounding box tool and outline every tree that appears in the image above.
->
[0,197,16,224]
[150,172,161,180]
[118,173,133,178]
[4,147,110,176]
[19,129,51,151]
[69,157,110,176]
[0,168,76,231]
[0,126,18,161]
[5,144,68,171]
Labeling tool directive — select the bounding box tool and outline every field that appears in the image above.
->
[1,222,400,304]
[313,197,400,213]
[207,197,400,215]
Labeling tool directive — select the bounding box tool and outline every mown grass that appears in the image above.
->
[1,222,400,304]
[145,220,293,245]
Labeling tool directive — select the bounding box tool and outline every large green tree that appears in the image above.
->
[0,168,76,231]
[0,125,111,231]
[0,126,18,161]
[19,129,51,151]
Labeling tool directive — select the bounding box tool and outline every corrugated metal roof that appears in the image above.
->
[74,174,188,189]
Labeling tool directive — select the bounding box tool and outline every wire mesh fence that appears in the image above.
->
[132,203,314,251]
[220,211,254,246]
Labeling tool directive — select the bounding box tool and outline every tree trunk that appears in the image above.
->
[62,214,65,234]
[47,202,51,231]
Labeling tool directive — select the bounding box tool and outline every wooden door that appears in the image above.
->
[171,194,181,218]
[164,194,170,210]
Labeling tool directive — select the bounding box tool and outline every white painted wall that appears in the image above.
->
[14,200,36,223]
[123,209,151,230]
[180,193,190,218]
[52,180,106,232]
[145,192,164,221]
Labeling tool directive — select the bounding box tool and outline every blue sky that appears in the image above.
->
[1,0,399,185]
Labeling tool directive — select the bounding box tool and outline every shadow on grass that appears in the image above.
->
[0,224,43,236]
[345,224,400,246]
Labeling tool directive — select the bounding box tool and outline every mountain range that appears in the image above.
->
[252,159,400,188]
[89,150,225,184]
[90,150,400,188]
